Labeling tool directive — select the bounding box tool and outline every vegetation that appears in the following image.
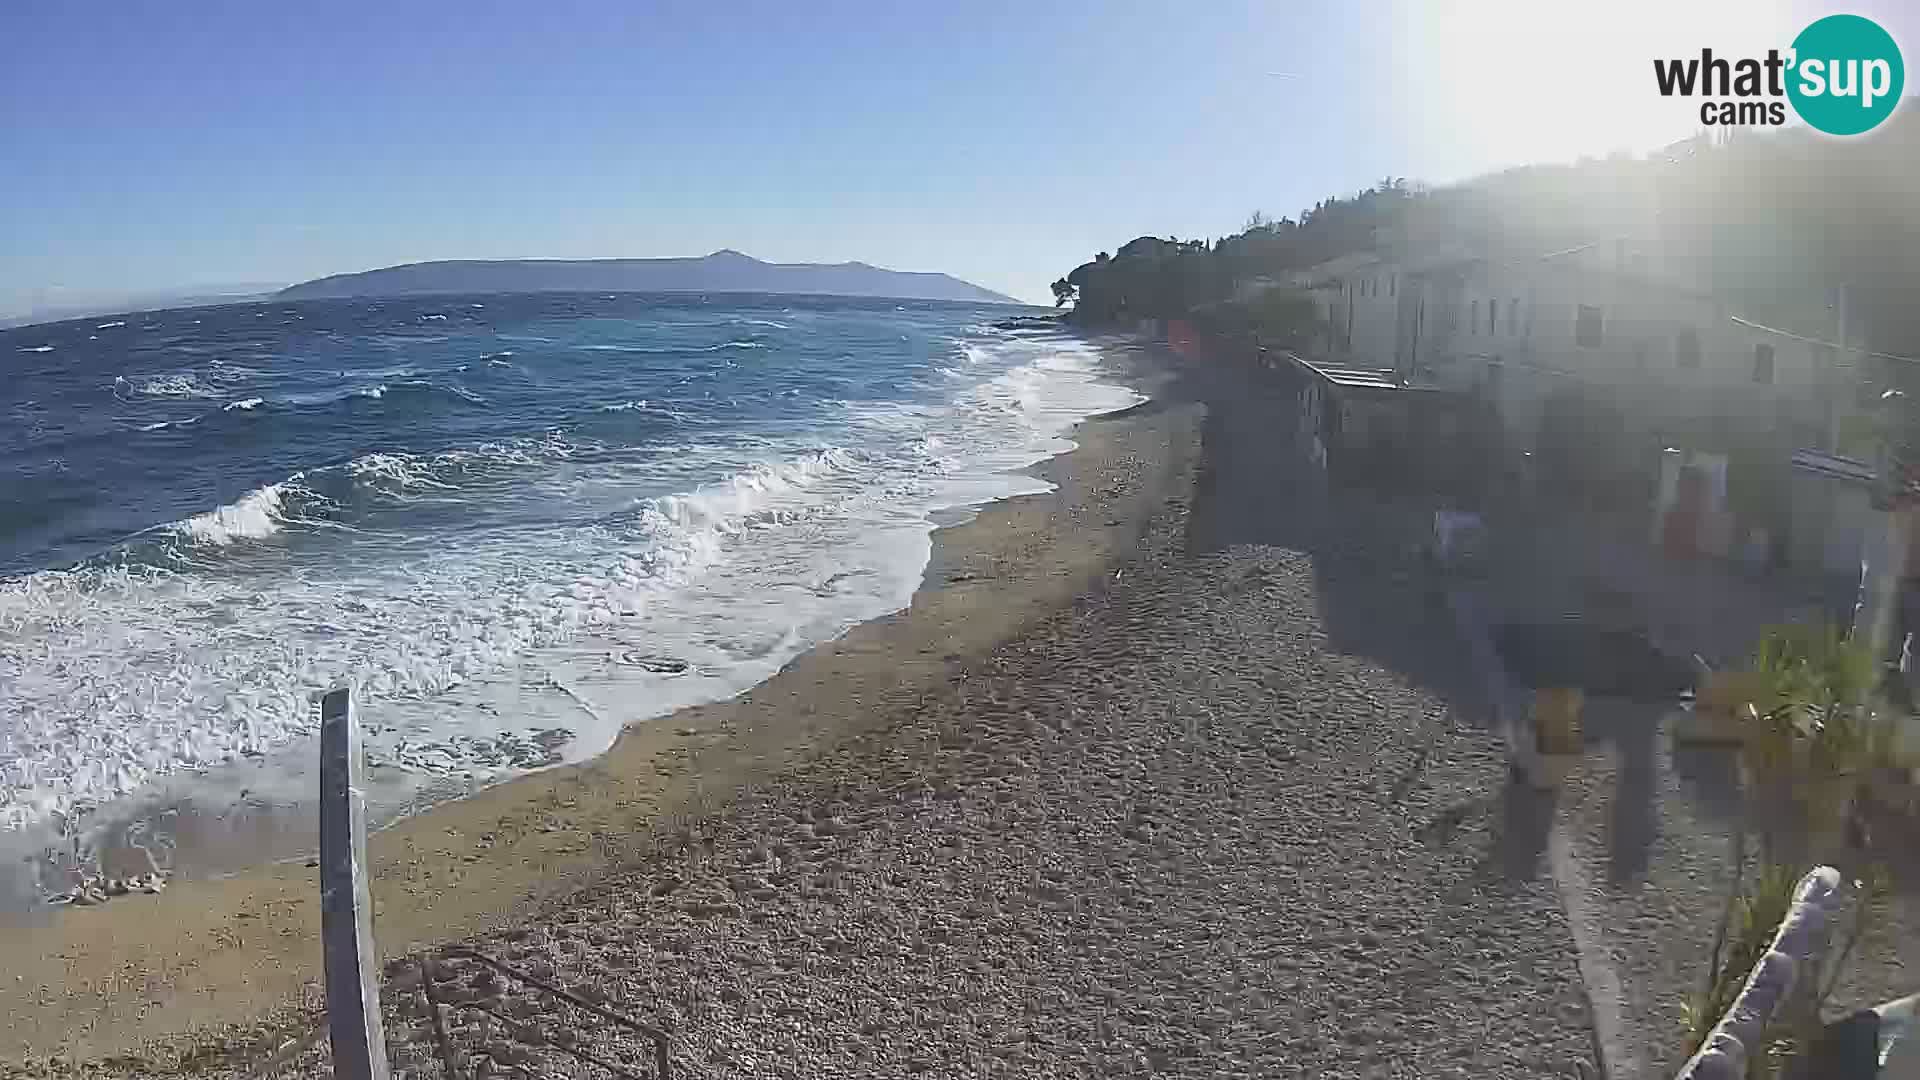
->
[1682,861,1892,1078]
[1057,185,1416,330]
[1057,112,1920,362]
[1682,623,1908,1075]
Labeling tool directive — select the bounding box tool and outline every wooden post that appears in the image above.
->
[318,687,390,1080]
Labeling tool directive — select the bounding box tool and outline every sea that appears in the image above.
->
[0,292,1139,901]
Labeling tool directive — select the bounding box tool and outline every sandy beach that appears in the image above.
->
[1,337,1607,1078]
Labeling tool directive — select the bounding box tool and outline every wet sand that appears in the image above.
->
[0,339,1197,1067]
[6,338,1622,1079]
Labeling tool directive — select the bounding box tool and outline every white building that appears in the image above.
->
[1317,239,1913,570]
[1322,241,1867,457]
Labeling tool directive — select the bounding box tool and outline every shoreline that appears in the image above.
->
[0,337,1196,1064]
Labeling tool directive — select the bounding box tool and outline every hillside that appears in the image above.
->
[277,250,1019,305]
[1056,103,1920,357]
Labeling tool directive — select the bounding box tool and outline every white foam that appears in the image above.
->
[18,345,53,353]
[282,384,384,406]
[138,416,202,432]
[580,341,766,354]
[0,332,1143,835]
[167,480,298,545]
[223,397,264,411]
[95,321,126,330]
[116,373,222,400]
[347,452,455,492]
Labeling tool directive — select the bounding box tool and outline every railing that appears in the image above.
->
[1673,867,1844,1080]
[1672,866,1916,1079]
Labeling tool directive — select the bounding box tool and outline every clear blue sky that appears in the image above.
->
[3,0,1913,311]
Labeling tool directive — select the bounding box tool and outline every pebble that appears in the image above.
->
[251,405,1596,1080]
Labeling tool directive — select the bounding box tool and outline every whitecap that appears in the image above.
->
[223,397,264,411]
[18,345,53,353]
[137,416,202,432]
[167,481,299,546]
[348,452,456,492]
[580,340,766,355]
[0,324,1146,842]
[279,384,385,407]
[95,320,127,330]
[116,373,222,400]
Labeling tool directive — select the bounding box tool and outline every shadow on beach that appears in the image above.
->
[1176,349,1479,720]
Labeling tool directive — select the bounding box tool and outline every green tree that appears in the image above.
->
[1049,278,1077,308]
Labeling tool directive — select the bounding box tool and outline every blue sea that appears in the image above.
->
[0,293,1136,884]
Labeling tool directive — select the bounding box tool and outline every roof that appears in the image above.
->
[1298,253,1384,285]
[1791,449,1876,483]
[1284,352,1449,393]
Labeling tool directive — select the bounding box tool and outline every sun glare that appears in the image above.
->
[1396,0,1797,176]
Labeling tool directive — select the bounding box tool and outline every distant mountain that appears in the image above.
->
[277,250,1020,305]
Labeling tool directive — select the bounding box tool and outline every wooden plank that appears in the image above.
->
[318,687,391,1080]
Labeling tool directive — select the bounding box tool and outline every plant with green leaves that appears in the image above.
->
[1679,622,1909,1076]
[1682,862,1893,1077]
[1734,622,1893,849]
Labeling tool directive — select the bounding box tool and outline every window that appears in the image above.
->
[1508,297,1519,336]
[1471,299,1479,334]
[1389,275,1396,297]
[1488,298,1498,335]
[1753,342,1775,384]
[1575,305,1604,348]
[1676,327,1700,368]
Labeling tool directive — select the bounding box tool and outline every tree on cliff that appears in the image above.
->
[1050,278,1077,308]
[1060,114,1920,360]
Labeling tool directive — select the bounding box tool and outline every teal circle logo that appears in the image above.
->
[1788,14,1904,135]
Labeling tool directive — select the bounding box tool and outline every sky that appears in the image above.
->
[3,0,1916,312]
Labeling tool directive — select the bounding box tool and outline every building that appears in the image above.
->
[1318,239,1914,572]
[1327,242,1852,454]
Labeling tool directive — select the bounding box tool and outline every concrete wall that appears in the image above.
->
[1330,263,1398,369]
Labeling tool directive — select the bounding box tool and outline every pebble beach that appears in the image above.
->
[1,340,1609,1078]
